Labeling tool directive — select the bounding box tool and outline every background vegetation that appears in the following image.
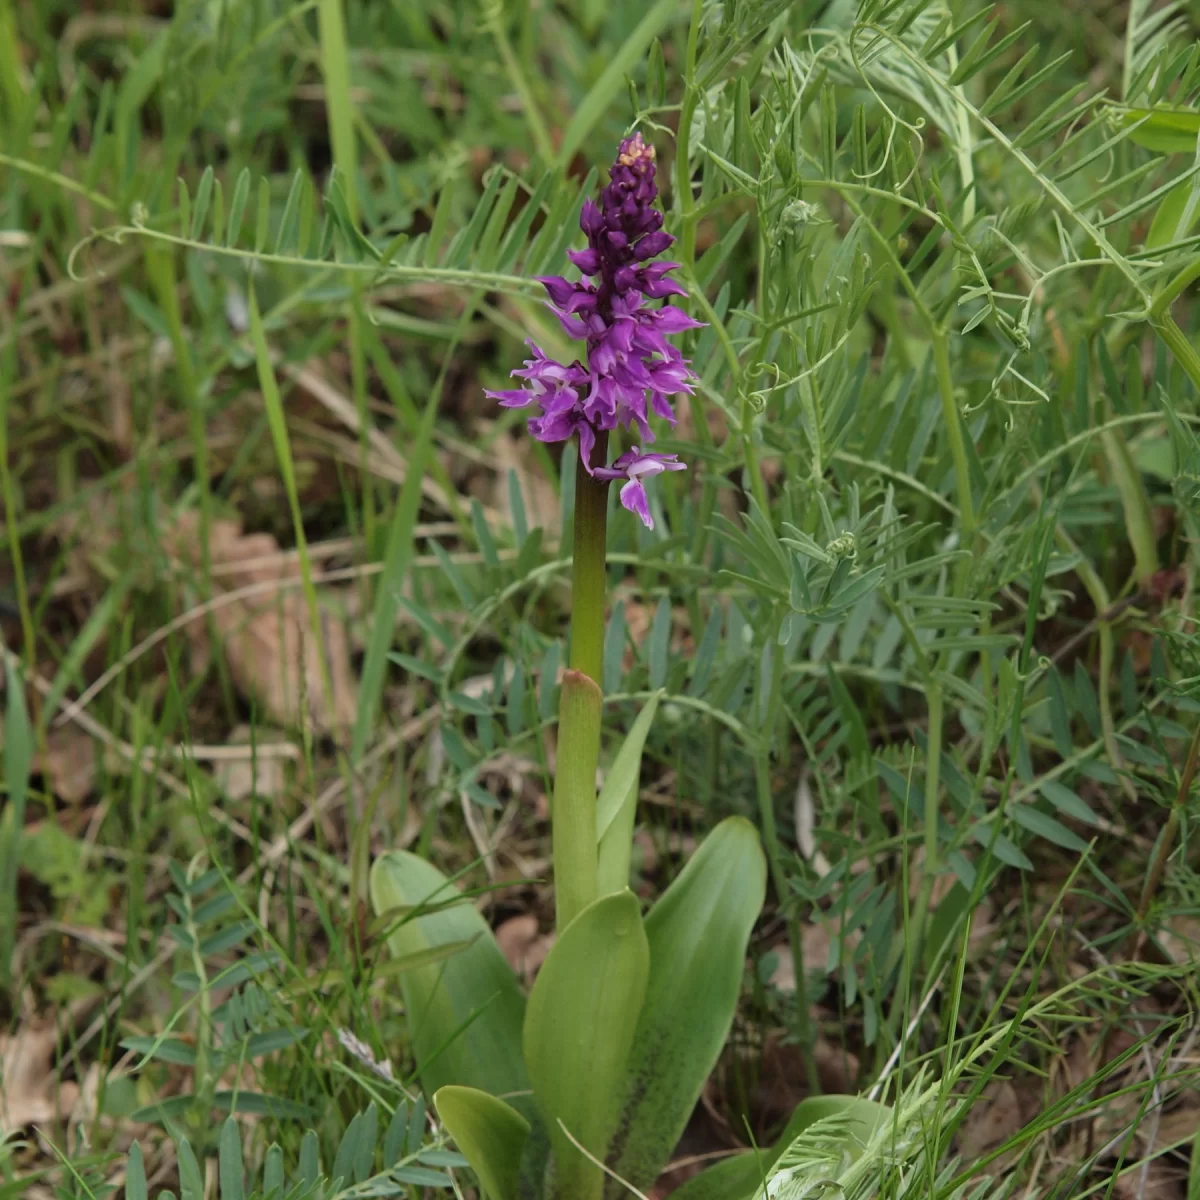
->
[1,0,1199,1196]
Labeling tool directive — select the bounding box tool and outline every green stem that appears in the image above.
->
[0,349,39,739]
[1053,523,1130,793]
[487,0,555,168]
[905,680,943,992]
[757,611,818,1093]
[0,0,24,123]
[675,0,704,269]
[1150,262,1200,320]
[1150,312,1200,394]
[554,670,602,931]
[740,391,770,517]
[552,436,611,931]
[569,433,609,684]
[932,328,975,550]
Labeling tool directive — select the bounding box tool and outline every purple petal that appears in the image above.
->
[619,478,653,528]
[531,409,577,442]
[634,230,674,261]
[486,388,535,408]
[550,305,589,339]
[536,275,578,307]
[651,305,705,333]
[650,392,678,424]
[568,248,602,275]
[564,289,598,313]
[580,199,604,237]
[642,276,688,299]
[578,421,597,472]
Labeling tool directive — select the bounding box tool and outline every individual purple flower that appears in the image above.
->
[594,448,686,529]
[488,132,700,522]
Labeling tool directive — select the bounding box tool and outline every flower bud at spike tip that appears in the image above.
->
[485,133,702,530]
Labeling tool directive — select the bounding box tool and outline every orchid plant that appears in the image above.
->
[369,137,878,1200]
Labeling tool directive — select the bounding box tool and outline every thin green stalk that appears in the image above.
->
[740,391,771,517]
[1150,312,1200,394]
[552,434,611,931]
[146,246,234,719]
[754,752,818,1093]
[0,0,24,122]
[316,0,377,569]
[485,0,554,168]
[569,433,609,684]
[757,610,818,1094]
[1150,264,1200,321]
[0,347,39,737]
[316,0,357,221]
[247,285,335,760]
[905,680,943,990]
[675,0,704,269]
[932,327,975,550]
[1053,523,1130,794]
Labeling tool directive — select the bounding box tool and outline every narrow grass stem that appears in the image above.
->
[754,750,818,1093]
[0,354,39,737]
[675,0,704,270]
[486,1,555,168]
[932,327,975,552]
[906,680,944,991]
[1150,312,1200,396]
[757,610,818,1094]
[1053,523,1131,793]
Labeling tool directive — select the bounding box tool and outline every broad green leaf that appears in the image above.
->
[596,691,662,896]
[369,853,530,1119]
[605,817,766,1195]
[434,1086,530,1200]
[525,891,649,1200]
[670,1095,892,1200]
[1114,106,1200,154]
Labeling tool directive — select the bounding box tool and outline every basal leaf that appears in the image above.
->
[369,853,530,1119]
[434,1086,530,1200]
[605,817,766,1195]
[525,891,649,1200]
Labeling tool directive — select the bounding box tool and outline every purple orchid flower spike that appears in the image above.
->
[595,448,686,529]
[488,132,701,528]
